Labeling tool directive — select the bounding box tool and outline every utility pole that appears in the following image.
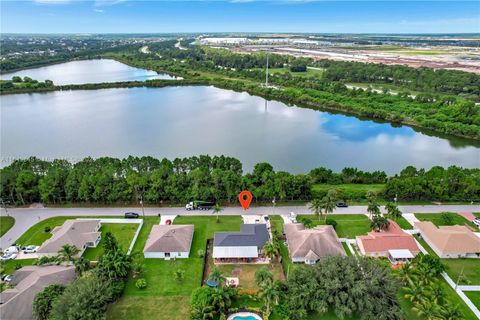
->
[140,194,145,219]
[272,197,276,215]
[265,53,269,87]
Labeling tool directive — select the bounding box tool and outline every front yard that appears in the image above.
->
[297,214,371,238]
[415,212,476,229]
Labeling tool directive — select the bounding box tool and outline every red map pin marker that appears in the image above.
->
[238,190,253,211]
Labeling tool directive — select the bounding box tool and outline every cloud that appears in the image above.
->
[94,8,105,12]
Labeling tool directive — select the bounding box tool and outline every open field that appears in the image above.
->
[297,214,371,238]
[83,223,138,260]
[311,183,385,198]
[0,217,14,238]
[106,296,190,320]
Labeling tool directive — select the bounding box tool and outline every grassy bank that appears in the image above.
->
[0,216,15,237]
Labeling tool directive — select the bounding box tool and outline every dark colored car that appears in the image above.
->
[124,212,140,219]
[336,202,348,208]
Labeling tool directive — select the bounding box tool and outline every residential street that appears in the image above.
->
[1,204,478,249]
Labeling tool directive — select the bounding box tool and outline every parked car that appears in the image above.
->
[473,219,480,227]
[3,246,19,254]
[0,253,17,261]
[1,274,13,282]
[124,212,139,219]
[336,202,348,208]
[23,245,39,254]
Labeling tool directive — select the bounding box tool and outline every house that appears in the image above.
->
[356,220,420,263]
[0,266,76,320]
[415,221,480,258]
[213,224,269,263]
[284,223,345,265]
[143,224,194,259]
[37,219,101,257]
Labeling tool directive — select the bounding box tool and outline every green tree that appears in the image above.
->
[74,257,90,276]
[255,268,273,287]
[321,189,337,222]
[33,284,65,320]
[440,304,464,320]
[213,203,223,223]
[412,300,440,320]
[262,241,280,263]
[385,202,402,221]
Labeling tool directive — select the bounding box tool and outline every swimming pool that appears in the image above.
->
[227,312,262,320]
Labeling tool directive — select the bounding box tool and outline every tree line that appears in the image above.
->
[1,156,478,206]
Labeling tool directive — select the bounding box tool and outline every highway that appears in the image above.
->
[1,204,479,249]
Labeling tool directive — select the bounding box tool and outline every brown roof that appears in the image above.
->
[284,223,346,260]
[144,224,194,253]
[415,221,480,254]
[356,220,420,255]
[37,219,100,254]
[0,266,76,320]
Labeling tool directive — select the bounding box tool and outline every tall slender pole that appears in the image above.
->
[140,195,145,219]
[265,53,269,87]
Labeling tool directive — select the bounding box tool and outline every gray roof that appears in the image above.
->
[37,219,101,254]
[144,224,194,253]
[0,266,76,320]
[214,224,269,249]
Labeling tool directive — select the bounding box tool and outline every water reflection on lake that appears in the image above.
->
[1,86,478,173]
[0,59,176,85]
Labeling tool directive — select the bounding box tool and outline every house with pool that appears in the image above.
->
[212,224,269,264]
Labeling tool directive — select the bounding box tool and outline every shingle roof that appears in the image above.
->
[284,223,345,260]
[414,221,480,255]
[356,220,420,255]
[37,219,100,254]
[0,266,76,320]
[143,224,194,253]
[214,224,269,249]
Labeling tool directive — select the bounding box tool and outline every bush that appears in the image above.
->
[325,218,337,230]
[197,249,205,258]
[44,226,51,233]
[135,278,147,289]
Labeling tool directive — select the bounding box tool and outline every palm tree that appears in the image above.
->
[192,304,215,320]
[255,268,273,287]
[385,202,402,221]
[440,304,464,320]
[367,201,381,219]
[262,241,280,263]
[309,198,322,221]
[213,203,223,223]
[412,300,440,320]
[211,287,232,314]
[58,244,80,262]
[74,257,90,275]
[321,190,337,222]
[259,281,280,317]
[404,282,425,304]
[398,262,416,285]
[371,215,390,232]
[209,267,224,285]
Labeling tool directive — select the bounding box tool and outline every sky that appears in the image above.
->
[1,0,479,34]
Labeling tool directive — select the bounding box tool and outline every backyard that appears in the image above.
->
[415,212,476,229]
[0,216,14,237]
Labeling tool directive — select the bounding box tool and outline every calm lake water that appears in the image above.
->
[1,86,479,173]
[0,59,176,85]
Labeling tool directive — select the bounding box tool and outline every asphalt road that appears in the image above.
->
[1,204,479,249]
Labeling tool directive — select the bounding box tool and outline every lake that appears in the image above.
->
[0,59,176,85]
[1,86,479,173]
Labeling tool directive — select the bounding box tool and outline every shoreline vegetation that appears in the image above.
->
[1,156,478,207]
[1,42,479,140]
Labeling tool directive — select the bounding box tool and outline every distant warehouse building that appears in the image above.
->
[415,221,480,259]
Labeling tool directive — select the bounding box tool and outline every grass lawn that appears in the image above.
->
[0,258,36,275]
[83,223,138,260]
[465,291,480,308]
[213,263,284,291]
[269,216,294,277]
[0,216,15,237]
[106,296,190,320]
[395,216,413,229]
[297,214,371,238]
[415,213,476,229]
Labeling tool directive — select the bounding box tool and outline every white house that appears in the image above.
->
[143,224,194,259]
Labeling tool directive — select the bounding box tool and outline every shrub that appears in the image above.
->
[33,284,65,320]
[44,226,51,233]
[325,218,337,230]
[197,249,205,258]
[135,278,147,289]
